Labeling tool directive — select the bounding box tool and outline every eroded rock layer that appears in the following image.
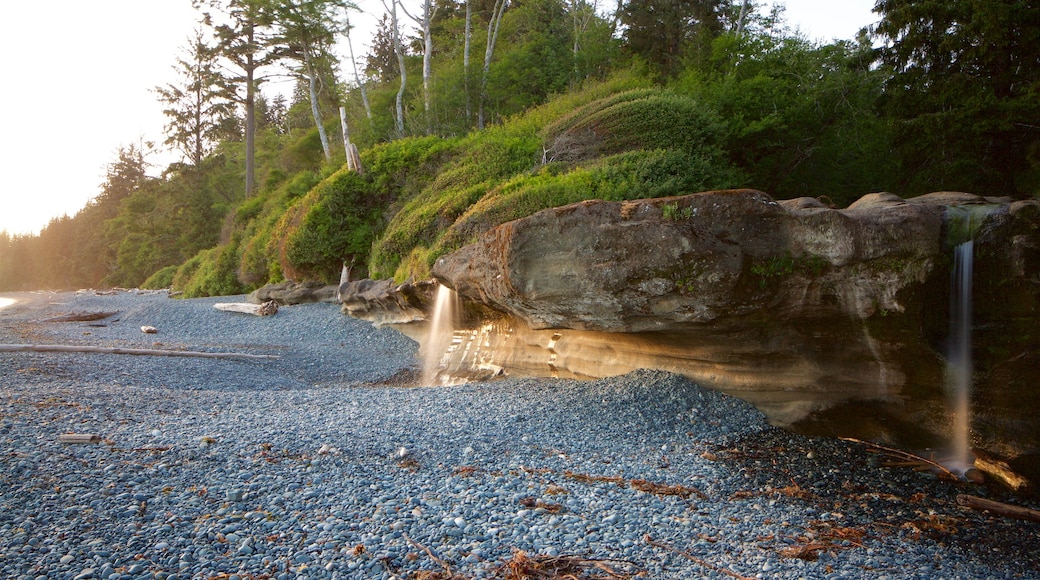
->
[343,190,1040,456]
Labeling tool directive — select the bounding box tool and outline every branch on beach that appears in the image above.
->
[839,437,958,481]
[0,344,278,360]
[956,495,1040,523]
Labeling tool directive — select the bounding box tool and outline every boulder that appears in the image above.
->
[249,280,339,305]
[432,189,960,332]
[339,278,435,326]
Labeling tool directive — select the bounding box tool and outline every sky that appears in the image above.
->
[0,0,878,236]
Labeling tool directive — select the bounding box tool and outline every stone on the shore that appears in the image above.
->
[249,280,339,305]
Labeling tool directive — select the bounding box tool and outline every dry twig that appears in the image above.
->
[404,533,467,580]
[839,437,957,480]
[630,479,707,500]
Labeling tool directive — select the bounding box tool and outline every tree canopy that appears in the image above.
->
[1,0,1037,293]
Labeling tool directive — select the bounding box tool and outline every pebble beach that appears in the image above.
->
[1,290,1038,579]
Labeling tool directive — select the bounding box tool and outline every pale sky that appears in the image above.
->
[0,0,877,236]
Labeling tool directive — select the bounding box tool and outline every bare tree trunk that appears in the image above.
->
[478,0,509,130]
[304,45,332,161]
[383,0,406,136]
[609,0,623,37]
[736,0,750,37]
[245,23,256,196]
[401,0,438,133]
[464,0,472,122]
[340,106,355,171]
[345,18,373,123]
[570,0,596,83]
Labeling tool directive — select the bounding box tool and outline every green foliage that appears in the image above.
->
[544,89,728,160]
[675,32,895,206]
[874,0,1040,197]
[662,203,693,221]
[273,168,375,282]
[619,0,725,77]
[141,265,178,289]
[171,234,247,298]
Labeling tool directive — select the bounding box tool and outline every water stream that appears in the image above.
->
[421,284,460,385]
[941,204,997,473]
[947,239,974,473]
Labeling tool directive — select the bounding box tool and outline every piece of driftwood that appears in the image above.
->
[59,433,101,444]
[0,344,277,360]
[956,495,1040,523]
[213,300,279,316]
[973,449,1030,492]
[41,311,118,323]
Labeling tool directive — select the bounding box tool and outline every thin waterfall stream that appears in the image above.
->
[942,204,998,474]
[421,284,460,385]
[947,238,974,473]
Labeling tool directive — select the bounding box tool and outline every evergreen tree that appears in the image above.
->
[196,0,281,196]
[619,0,727,77]
[155,30,238,168]
[874,0,1040,196]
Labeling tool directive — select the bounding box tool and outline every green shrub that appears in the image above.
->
[171,236,247,298]
[274,167,378,282]
[543,90,727,160]
[141,265,178,289]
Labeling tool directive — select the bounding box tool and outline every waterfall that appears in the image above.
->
[422,284,460,385]
[947,239,974,473]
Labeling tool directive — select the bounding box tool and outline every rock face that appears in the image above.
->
[433,189,956,332]
[339,278,436,326]
[342,189,1040,457]
[426,190,1040,455]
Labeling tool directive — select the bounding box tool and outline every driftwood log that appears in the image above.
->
[973,449,1031,492]
[213,300,279,316]
[41,311,119,323]
[957,495,1040,523]
[0,344,277,360]
[58,433,101,444]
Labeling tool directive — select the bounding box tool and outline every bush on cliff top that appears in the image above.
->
[369,81,741,281]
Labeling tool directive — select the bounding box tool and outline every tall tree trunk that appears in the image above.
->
[345,20,373,123]
[610,0,622,36]
[479,0,509,129]
[245,23,256,197]
[401,0,437,133]
[340,106,355,172]
[382,0,405,136]
[464,0,472,122]
[421,5,433,132]
[570,0,595,83]
[736,0,750,37]
[303,46,332,162]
